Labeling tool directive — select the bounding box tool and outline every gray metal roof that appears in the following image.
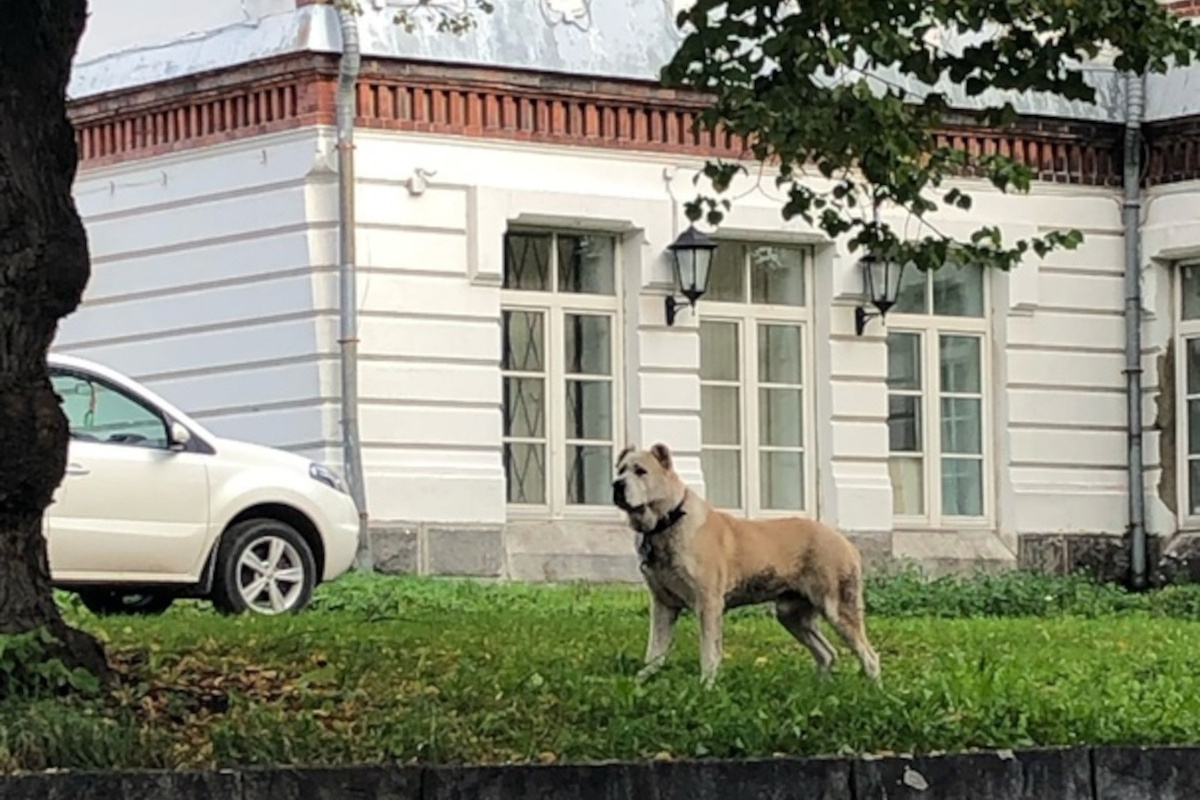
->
[68,0,1200,124]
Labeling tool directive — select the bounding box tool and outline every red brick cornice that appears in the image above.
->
[1164,0,1200,17]
[69,53,336,168]
[67,53,1124,187]
[1146,115,1200,186]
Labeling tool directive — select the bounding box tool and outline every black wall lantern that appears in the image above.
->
[854,254,906,336]
[665,225,717,326]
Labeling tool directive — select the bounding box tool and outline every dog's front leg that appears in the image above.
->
[697,595,725,688]
[637,593,679,682]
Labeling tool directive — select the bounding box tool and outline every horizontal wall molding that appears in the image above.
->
[66,53,1195,189]
[3,745,1200,799]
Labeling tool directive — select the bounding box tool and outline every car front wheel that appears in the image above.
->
[211,519,317,615]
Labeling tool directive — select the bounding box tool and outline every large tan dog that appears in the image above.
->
[612,442,881,686]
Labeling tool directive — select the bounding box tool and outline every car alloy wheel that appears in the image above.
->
[212,518,317,615]
[237,535,305,614]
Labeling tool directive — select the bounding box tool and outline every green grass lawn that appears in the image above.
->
[4,569,1200,772]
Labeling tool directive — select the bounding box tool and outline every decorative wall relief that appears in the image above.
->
[540,0,592,30]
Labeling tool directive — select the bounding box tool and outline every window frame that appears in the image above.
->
[699,241,816,519]
[49,367,173,451]
[885,265,993,529]
[1174,261,1200,527]
[500,227,624,520]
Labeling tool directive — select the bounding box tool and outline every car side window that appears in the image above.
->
[50,371,169,449]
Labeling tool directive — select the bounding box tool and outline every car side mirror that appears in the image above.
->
[169,421,191,450]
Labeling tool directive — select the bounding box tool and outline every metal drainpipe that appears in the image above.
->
[335,5,372,572]
[1123,71,1147,590]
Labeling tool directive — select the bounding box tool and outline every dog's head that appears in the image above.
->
[612,442,687,532]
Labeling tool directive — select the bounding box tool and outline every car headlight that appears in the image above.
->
[309,462,348,494]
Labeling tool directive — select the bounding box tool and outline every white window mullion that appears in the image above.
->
[926,324,943,527]
[546,308,564,516]
[743,315,760,516]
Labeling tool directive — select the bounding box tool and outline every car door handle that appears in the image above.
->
[65,463,90,476]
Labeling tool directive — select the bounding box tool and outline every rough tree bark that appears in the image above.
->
[0,0,107,678]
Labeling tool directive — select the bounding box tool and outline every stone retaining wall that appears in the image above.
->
[5,746,1200,799]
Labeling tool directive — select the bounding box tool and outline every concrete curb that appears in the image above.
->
[2,745,1199,799]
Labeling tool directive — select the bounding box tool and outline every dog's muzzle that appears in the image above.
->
[612,480,643,513]
[612,479,628,509]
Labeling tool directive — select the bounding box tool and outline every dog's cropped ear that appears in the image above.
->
[649,442,673,470]
[616,444,635,467]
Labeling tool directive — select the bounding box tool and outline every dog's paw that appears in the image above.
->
[635,665,661,684]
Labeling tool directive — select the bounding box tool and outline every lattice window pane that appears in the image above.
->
[564,314,611,375]
[504,443,546,504]
[502,310,545,372]
[503,232,552,291]
[557,234,616,295]
[566,444,611,505]
[503,378,544,438]
[565,380,612,440]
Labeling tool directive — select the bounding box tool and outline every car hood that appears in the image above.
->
[206,435,316,472]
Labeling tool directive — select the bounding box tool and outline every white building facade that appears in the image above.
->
[54,0,1200,581]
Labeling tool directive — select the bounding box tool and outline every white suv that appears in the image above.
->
[46,353,360,616]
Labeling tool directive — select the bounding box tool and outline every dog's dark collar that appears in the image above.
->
[643,497,687,537]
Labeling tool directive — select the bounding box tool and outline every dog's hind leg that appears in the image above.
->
[823,575,881,682]
[637,593,680,682]
[775,596,837,675]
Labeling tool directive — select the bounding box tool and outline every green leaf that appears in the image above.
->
[658,0,1200,275]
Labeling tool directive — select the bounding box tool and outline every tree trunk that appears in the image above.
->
[0,0,107,679]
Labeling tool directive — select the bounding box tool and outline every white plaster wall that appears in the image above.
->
[54,123,1152,567]
[342,130,1135,563]
[58,129,336,466]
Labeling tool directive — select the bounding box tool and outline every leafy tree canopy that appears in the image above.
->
[663,0,1200,273]
[336,0,494,35]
